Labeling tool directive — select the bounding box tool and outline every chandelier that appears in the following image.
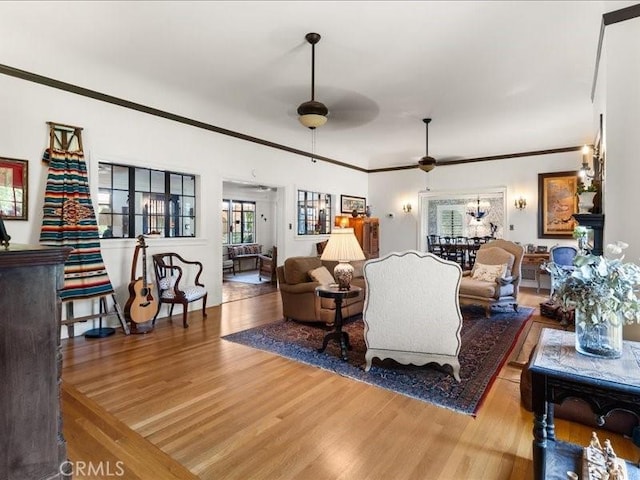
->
[466,197,491,220]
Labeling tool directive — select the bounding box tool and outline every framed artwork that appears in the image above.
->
[340,195,366,214]
[538,171,578,238]
[0,157,28,220]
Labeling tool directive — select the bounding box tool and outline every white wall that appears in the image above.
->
[598,16,640,340]
[602,17,640,259]
[0,74,367,337]
[368,151,581,253]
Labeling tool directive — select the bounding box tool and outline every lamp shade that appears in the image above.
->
[320,228,365,262]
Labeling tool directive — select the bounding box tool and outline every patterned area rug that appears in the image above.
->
[222,280,277,303]
[222,305,534,416]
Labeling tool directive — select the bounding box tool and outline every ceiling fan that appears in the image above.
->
[418,118,437,172]
[297,33,328,129]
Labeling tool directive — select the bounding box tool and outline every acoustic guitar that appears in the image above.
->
[125,235,158,331]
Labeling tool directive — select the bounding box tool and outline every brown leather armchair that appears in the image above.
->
[458,239,524,317]
[276,256,365,325]
[258,246,277,284]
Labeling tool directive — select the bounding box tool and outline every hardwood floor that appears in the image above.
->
[61,288,638,479]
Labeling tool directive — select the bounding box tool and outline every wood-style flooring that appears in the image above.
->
[60,288,638,479]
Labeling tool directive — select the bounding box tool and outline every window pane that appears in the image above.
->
[135,168,150,191]
[151,170,164,193]
[113,190,129,216]
[98,164,112,189]
[170,174,182,195]
[183,176,195,196]
[113,165,129,190]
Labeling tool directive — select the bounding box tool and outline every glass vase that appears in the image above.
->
[575,310,623,359]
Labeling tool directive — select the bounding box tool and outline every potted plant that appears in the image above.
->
[545,241,640,358]
[576,181,598,213]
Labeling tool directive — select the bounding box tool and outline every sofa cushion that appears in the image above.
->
[227,244,262,258]
[460,277,498,298]
[283,257,322,285]
[472,247,515,277]
[308,266,335,285]
[472,263,506,282]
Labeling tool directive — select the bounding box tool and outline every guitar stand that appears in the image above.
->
[62,294,130,338]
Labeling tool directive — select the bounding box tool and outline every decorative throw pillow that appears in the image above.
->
[308,266,335,285]
[472,263,507,283]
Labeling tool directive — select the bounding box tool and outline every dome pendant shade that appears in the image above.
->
[297,100,329,129]
[417,118,437,172]
[418,155,437,172]
[298,32,328,129]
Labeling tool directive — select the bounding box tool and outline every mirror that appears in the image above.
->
[0,158,28,220]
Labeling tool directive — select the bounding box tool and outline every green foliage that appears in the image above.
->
[544,242,640,326]
[576,181,598,194]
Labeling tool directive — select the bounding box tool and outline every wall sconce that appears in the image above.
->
[514,196,527,210]
[402,203,412,213]
[580,144,603,182]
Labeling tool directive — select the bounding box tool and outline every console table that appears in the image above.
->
[522,253,549,293]
[529,328,640,480]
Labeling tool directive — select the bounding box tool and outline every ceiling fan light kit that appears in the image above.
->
[418,118,437,172]
[298,32,328,130]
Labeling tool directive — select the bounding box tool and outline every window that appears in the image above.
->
[98,162,196,238]
[437,206,465,237]
[297,190,332,235]
[222,199,255,244]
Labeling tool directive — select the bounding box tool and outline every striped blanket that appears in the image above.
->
[40,149,114,300]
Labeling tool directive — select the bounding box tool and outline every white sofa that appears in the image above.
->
[363,250,463,381]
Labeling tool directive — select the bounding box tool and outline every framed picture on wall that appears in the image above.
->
[537,170,578,238]
[340,195,366,214]
[0,157,28,220]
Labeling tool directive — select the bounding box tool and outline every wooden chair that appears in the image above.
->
[258,246,277,284]
[152,252,208,328]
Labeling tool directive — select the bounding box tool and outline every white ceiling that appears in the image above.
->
[1,1,637,170]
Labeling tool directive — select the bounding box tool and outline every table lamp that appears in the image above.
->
[320,228,365,290]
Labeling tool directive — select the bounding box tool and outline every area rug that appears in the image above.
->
[222,281,277,303]
[223,270,271,285]
[222,306,534,416]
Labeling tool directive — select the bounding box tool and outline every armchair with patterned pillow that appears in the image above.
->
[458,239,524,317]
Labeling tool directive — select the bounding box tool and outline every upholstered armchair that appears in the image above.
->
[152,252,208,328]
[276,256,365,325]
[458,239,524,317]
[547,245,578,297]
[258,246,277,284]
[363,251,463,381]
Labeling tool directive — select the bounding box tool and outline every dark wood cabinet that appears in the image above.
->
[349,217,379,259]
[0,245,71,480]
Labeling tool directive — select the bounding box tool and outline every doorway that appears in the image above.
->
[221,180,279,302]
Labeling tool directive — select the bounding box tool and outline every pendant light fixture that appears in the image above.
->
[418,118,437,172]
[298,33,329,129]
